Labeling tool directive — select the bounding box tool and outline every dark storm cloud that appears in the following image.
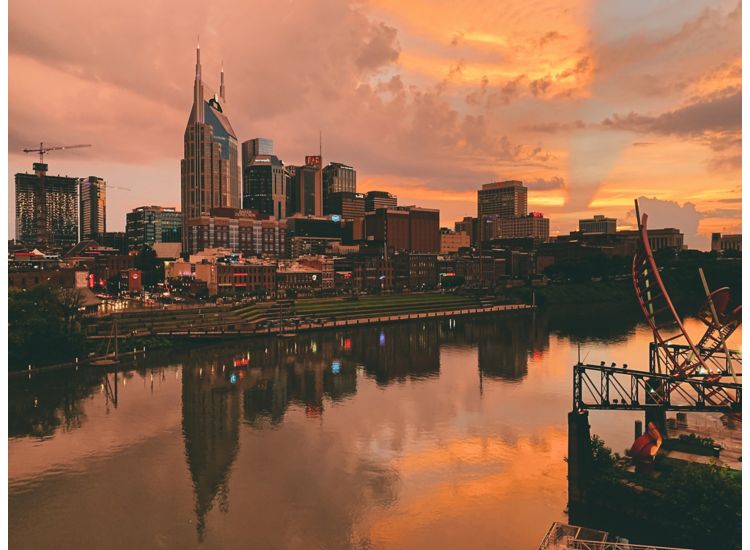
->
[601,89,740,136]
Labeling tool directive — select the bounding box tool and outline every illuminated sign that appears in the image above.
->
[305,155,322,168]
[331,214,341,222]
[331,361,341,374]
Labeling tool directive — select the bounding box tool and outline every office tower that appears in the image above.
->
[126,206,182,250]
[364,208,410,251]
[477,181,527,218]
[15,163,78,249]
[323,162,356,198]
[181,44,240,250]
[485,212,550,241]
[243,155,287,219]
[287,159,322,217]
[364,206,440,253]
[242,138,274,165]
[285,216,342,257]
[79,176,106,241]
[403,206,440,253]
[364,190,397,212]
[324,192,365,219]
[579,215,616,235]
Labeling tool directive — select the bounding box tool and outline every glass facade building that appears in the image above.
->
[322,162,356,199]
[126,206,182,250]
[181,45,240,250]
[243,155,287,219]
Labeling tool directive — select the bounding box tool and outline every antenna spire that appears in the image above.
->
[220,60,225,102]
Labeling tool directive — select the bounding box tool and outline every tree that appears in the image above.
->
[134,245,164,287]
[8,285,87,369]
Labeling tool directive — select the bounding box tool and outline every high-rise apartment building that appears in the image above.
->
[243,155,287,219]
[181,44,240,251]
[477,181,527,218]
[126,206,182,250]
[364,190,397,212]
[15,163,78,249]
[79,176,106,241]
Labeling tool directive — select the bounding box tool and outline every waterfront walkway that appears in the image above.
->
[87,303,534,340]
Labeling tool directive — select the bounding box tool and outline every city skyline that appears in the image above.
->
[8,0,741,249]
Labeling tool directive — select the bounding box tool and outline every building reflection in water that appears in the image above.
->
[12,313,563,541]
[181,366,240,541]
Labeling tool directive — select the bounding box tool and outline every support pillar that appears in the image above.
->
[568,410,593,508]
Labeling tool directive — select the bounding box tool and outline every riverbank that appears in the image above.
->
[13,302,534,374]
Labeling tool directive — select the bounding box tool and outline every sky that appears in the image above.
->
[8,0,742,249]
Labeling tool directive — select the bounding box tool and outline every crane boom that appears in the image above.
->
[23,142,92,164]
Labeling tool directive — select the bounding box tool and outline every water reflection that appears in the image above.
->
[9,369,105,439]
[10,308,687,549]
[181,367,240,540]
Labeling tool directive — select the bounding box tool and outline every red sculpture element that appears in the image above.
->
[628,421,663,466]
[631,203,741,380]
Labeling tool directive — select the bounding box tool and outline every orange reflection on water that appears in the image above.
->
[356,428,568,548]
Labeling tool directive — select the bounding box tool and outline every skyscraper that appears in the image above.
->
[181,44,240,250]
[242,138,274,164]
[287,159,323,217]
[243,155,287,219]
[477,181,527,218]
[323,162,356,195]
[15,162,78,249]
[79,176,106,241]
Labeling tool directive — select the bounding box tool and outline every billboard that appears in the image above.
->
[305,155,322,168]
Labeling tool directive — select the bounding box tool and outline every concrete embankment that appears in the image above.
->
[152,303,534,338]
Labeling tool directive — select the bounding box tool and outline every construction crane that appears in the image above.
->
[23,142,92,164]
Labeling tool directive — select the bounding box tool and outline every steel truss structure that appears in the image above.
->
[573,362,741,413]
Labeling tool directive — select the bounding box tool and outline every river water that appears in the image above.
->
[8,308,741,549]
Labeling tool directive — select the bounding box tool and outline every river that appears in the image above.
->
[8,307,741,549]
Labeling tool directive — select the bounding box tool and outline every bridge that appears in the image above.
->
[573,362,741,413]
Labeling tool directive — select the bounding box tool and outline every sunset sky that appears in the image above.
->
[8,0,741,248]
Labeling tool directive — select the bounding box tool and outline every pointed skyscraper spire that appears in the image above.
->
[196,35,201,79]
[220,60,225,102]
[193,37,204,123]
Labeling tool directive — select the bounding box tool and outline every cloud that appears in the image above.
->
[601,89,740,135]
[601,89,741,172]
[631,196,705,249]
[356,22,401,71]
[539,31,565,48]
[523,120,586,133]
[525,176,565,190]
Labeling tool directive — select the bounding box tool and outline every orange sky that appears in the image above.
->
[8,0,741,248]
